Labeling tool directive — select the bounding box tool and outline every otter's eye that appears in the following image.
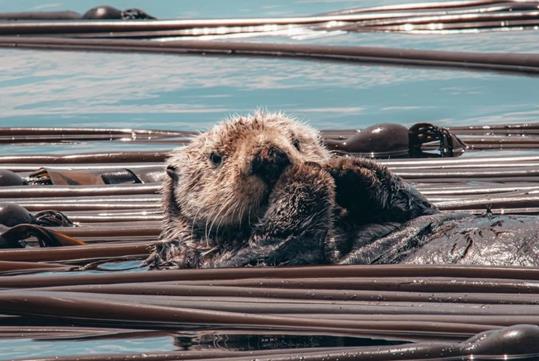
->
[292,138,301,151]
[209,152,223,166]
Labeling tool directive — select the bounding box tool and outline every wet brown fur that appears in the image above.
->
[146,111,436,269]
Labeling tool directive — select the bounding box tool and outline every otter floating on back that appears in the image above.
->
[146,111,539,269]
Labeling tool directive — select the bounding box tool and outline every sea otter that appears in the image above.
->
[146,111,539,269]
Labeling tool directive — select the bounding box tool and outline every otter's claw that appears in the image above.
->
[146,240,202,269]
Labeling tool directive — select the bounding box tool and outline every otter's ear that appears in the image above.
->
[166,165,179,181]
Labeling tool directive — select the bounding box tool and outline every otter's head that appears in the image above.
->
[163,111,329,235]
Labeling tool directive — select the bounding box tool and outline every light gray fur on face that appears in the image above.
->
[162,111,330,238]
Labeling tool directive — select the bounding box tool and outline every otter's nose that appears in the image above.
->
[251,146,290,183]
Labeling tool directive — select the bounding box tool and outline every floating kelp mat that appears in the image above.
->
[2,0,539,81]
[3,37,539,76]
[2,123,539,360]
[1,0,539,37]
[4,265,539,360]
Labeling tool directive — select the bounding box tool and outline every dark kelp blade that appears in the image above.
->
[0,224,86,248]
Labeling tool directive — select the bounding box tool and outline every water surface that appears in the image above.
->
[0,0,538,156]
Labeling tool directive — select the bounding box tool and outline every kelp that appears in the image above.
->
[2,37,539,76]
[1,0,538,89]
[1,0,538,36]
[4,266,539,359]
[2,164,539,359]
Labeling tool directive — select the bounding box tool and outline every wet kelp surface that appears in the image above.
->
[2,1,539,38]
[5,266,539,360]
[2,124,539,360]
[3,0,539,78]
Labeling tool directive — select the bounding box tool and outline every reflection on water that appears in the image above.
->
[5,332,539,360]
[2,332,402,359]
[176,333,402,351]
[0,336,175,359]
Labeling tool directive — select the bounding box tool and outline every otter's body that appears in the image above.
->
[146,112,539,269]
[147,111,436,269]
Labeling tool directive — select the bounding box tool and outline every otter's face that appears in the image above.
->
[163,111,330,233]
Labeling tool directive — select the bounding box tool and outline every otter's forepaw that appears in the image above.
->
[268,163,335,220]
[255,162,333,224]
[277,162,334,193]
[241,162,335,266]
[144,240,202,269]
[325,157,437,224]
[324,157,382,219]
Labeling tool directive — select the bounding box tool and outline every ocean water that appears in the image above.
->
[0,0,538,156]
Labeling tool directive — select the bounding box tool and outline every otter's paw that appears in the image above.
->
[242,162,335,265]
[324,157,383,219]
[144,240,202,269]
[261,162,335,230]
[277,161,333,192]
[324,157,436,224]
[261,163,334,236]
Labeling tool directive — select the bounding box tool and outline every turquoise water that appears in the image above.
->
[0,336,174,359]
[1,0,539,156]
